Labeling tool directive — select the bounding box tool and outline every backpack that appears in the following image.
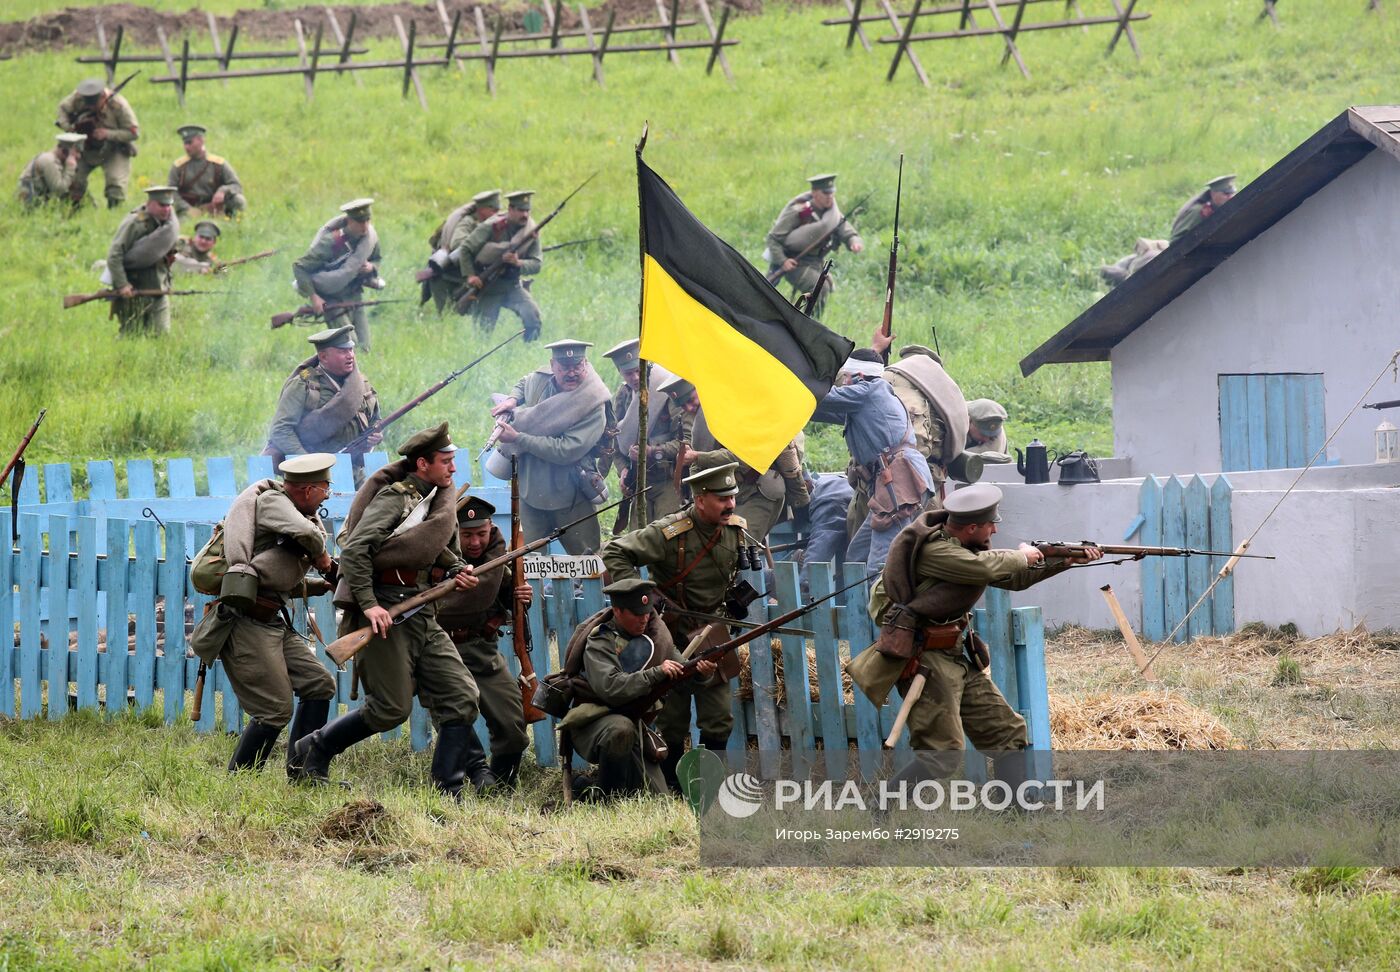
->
[189,523,227,596]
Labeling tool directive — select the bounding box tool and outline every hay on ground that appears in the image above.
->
[1050,691,1235,750]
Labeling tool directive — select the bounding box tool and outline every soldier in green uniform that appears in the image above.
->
[558,579,718,799]
[965,399,1009,457]
[631,374,699,522]
[169,124,245,218]
[292,198,385,351]
[56,77,140,208]
[1169,174,1236,242]
[264,325,381,467]
[602,462,749,789]
[17,133,84,207]
[189,453,339,774]
[486,339,609,554]
[422,188,501,313]
[106,185,179,336]
[172,220,221,274]
[292,424,484,797]
[684,436,809,545]
[600,338,641,481]
[434,495,531,792]
[764,173,864,318]
[848,484,1100,787]
[458,189,543,340]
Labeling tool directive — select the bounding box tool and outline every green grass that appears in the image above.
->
[4,1,1398,477]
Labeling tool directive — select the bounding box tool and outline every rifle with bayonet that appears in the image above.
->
[1031,541,1275,563]
[2,409,46,543]
[340,329,524,456]
[325,488,651,666]
[452,172,598,313]
[212,248,277,274]
[765,191,872,285]
[802,261,833,316]
[60,71,140,138]
[63,288,211,310]
[879,155,903,365]
[542,236,609,254]
[270,298,408,329]
[1363,399,1400,411]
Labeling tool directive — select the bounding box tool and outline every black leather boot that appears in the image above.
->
[489,752,523,791]
[228,720,282,772]
[431,722,472,800]
[699,734,731,752]
[660,745,684,795]
[291,709,376,784]
[459,726,498,796]
[285,699,331,778]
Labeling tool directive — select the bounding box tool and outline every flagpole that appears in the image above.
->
[633,122,651,531]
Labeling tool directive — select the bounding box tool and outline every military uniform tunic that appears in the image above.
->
[292,219,383,350]
[1169,191,1213,242]
[17,149,75,207]
[424,202,482,313]
[171,237,215,274]
[337,474,479,732]
[169,151,245,217]
[56,90,138,207]
[189,482,336,727]
[602,507,746,749]
[689,443,809,543]
[265,364,380,460]
[459,214,543,339]
[565,616,682,795]
[639,397,695,522]
[434,526,529,759]
[506,370,607,554]
[764,192,862,318]
[106,206,177,335]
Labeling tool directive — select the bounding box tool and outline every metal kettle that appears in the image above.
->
[1015,439,1050,484]
[1055,450,1101,485]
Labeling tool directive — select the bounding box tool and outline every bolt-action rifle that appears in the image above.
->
[269,298,408,329]
[878,155,903,365]
[542,236,608,254]
[511,457,548,724]
[1363,399,1400,411]
[452,172,598,313]
[1031,541,1275,563]
[212,248,278,274]
[325,488,650,666]
[61,71,140,137]
[63,288,210,309]
[2,409,46,543]
[765,191,872,285]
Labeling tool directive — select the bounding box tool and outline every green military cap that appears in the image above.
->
[544,338,592,360]
[399,422,457,458]
[56,132,87,146]
[505,189,534,211]
[457,495,496,525]
[807,173,837,192]
[899,343,942,364]
[144,185,177,204]
[279,452,336,484]
[1206,174,1237,194]
[683,461,739,497]
[967,398,1008,429]
[944,482,1003,525]
[659,374,695,400]
[473,188,503,208]
[308,324,355,350]
[603,338,641,371]
[603,577,659,615]
[76,78,105,99]
[340,198,374,221]
[193,220,221,239]
[177,124,207,140]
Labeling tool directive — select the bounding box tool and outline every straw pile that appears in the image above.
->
[1050,691,1236,750]
[736,638,853,706]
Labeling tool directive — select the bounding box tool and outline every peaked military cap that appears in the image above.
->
[545,338,591,360]
[193,220,221,239]
[144,185,177,204]
[177,124,207,140]
[944,482,1003,525]
[807,173,837,192]
[967,398,1008,428]
[899,343,942,364]
[279,453,336,484]
[683,461,739,497]
[56,132,87,146]
[659,374,695,400]
[603,338,641,371]
[1206,174,1237,194]
[340,198,374,221]
[399,422,457,458]
[472,188,503,208]
[457,495,496,525]
[76,78,105,99]
[505,190,534,211]
[604,577,659,615]
[308,324,355,350]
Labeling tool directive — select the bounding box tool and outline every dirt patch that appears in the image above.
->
[318,798,389,843]
[0,1,764,57]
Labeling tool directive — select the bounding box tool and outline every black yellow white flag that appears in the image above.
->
[637,158,854,472]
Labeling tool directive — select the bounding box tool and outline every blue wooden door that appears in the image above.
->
[1218,374,1325,471]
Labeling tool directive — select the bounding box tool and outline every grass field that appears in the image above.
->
[3,1,1398,478]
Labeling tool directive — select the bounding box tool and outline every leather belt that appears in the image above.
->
[377,568,420,586]
[247,594,287,624]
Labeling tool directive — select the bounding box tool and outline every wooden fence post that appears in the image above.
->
[324,7,363,87]
[156,26,184,107]
[705,5,732,76]
[887,0,925,82]
[696,0,734,80]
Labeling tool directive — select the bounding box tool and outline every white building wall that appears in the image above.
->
[1111,150,1400,475]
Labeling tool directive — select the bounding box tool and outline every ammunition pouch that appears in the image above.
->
[724,580,761,620]
[875,605,921,660]
[533,671,574,719]
[643,724,669,763]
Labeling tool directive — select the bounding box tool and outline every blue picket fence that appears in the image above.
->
[1130,474,1235,641]
[4,453,1051,768]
